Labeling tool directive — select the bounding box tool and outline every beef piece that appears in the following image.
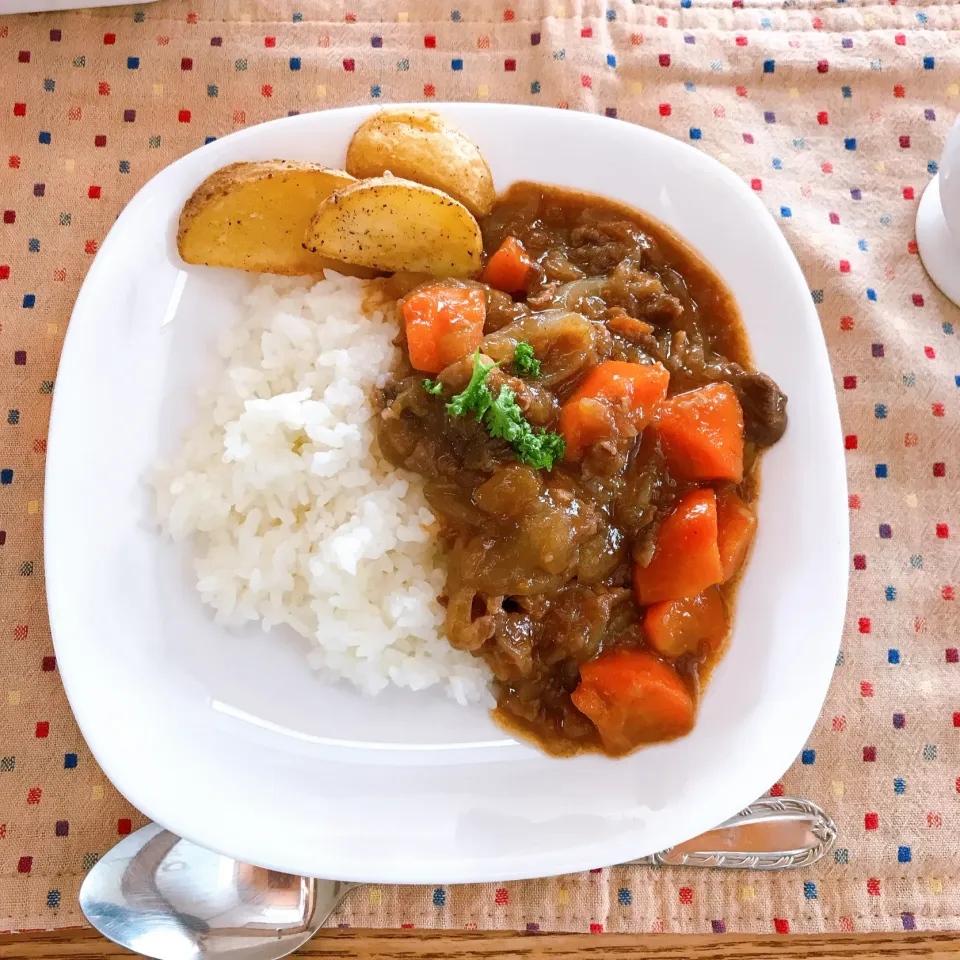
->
[735,371,788,447]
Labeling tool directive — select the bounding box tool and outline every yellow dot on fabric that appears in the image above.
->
[906,493,918,508]
[630,81,643,94]
[930,877,943,894]
[740,885,755,902]
[558,888,569,906]
[555,4,567,15]
[864,12,876,27]
[397,11,408,22]
[948,84,959,98]
[8,691,20,706]
[477,84,489,98]
[153,83,163,96]
[239,12,251,24]
[718,152,731,165]
[64,159,74,172]
[368,888,382,905]
[92,785,104,799]
[316,85,326,98]
[921,680,933,695]
[47,323,58,336]
[810,233,822,246]
[27,500,39,515]
[832,780,845,798]
[789,87,799,99]
[875,161,886,174]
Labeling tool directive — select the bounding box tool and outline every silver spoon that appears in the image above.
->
[80,796,834,960]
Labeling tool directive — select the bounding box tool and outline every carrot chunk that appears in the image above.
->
[559,361,669,460]
[481,236,534,293]
[632,489,723,604]
[401,284,487,373]
[716,488,757,582]
[644,586,728,659]
[655,382,745,482]
[571,649,696,755]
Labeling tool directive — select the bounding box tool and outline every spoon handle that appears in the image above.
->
[619,796,836,870]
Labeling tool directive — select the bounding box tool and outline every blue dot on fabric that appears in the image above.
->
[607,53,616,67]
[371,35,383,47]
[432,887,446,906]
[880,523,892,538]
[842,85,852,98]
[127,56,139,69]
[893,712,905,729]
[876,463,888,478]
[531,80,540,94]
[859,239,868,251]
[888,648,900,662]
[39,131,51,144]
[875,403,887,419]
[852,188,863,200]
[764,59,775,73]
[684,81,696,91]
[894,778,906,794]
[289,57,301,70]
[47,890,61,908]
[23,294,35,309]
[885,587,897,601]
[804,881,818,899]
[780,206,792,217]
[872,343,884,357]
[867,287,877,300]
[764,111,776,123]
[0,469,13,485]
[955,375,960,387]
[944,322,954,335]
[204,136,217,144]
[64,752,77,768]
[899,846,912,862]
[924,56,935,70]
[370,85,381,98]
[802,749,816,764]
[772,157,782,169]
[929,160,939,174]
[606,7,617,18]
[842,37,853,48]
[689,128,702,140]
[618,887,633,904]
[845,138,857,150]
[681,0,691,7]
[452,58,463,70]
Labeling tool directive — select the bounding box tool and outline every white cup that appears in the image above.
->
[916,115,960,306]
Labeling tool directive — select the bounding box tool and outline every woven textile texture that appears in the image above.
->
[2,0,960,935]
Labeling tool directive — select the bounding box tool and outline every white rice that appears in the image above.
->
[153,272,491,705]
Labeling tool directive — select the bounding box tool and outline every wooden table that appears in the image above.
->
[2,928,959,959]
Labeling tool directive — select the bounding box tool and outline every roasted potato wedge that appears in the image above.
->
[345,109,495,219]
[306,176,483,278]
[177,161,372,277]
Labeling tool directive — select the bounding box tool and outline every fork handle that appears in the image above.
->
[619,796,837,870]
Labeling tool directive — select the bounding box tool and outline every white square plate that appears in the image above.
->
[45,105,848,883]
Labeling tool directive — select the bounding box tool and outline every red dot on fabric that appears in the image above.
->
[581,27,592,39]
[17,856,32,874]
[424,35,436,48]
[774,919,790,934]
[937,524,949,539]
[659,53,670,67]
[750,178,762,191]
[861,682,874,698]
[895,33,906,45]
[867,879,880,896]
[858,617,871,634]
[770,782,785,796]
[178,109,191,123]
[817,59,829,73]
[903,186,915,199]
[840,316,854,331]
[843,375,857,389]
[845,435,858,449]
[41,655,56,671]
[849,494,861,509]
[659,103,672,116]
[900,135,911,148]
[934,462,946,477]
[907,240,918,254]
[342,59,354,72]
[736,85,747,97]
[35,721,49,738]
[13,102,26,117]
[264,36,276,47]
[946,648,958,662]
[494,887,509,905]
[863,745,876,760]
[88,185,101,199]
[261,84,272,97]
[865,812,879,829]
[735,35,747,46]
[181,57,193,70]
[925,345,936,358]
[423,84,435,97]
[3,210,15,224]
[679,887,693,904]
[503,9,515,21]
[932,402,945,417]
[94,134,106,147]
[0,265,9,279]
[118,818,132,835]
[944,586,956,600]
[853,554,866,569]
[18,50,30,63]
[840,260,850,273]
[103,32,116,44]
[581,74,591,88]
